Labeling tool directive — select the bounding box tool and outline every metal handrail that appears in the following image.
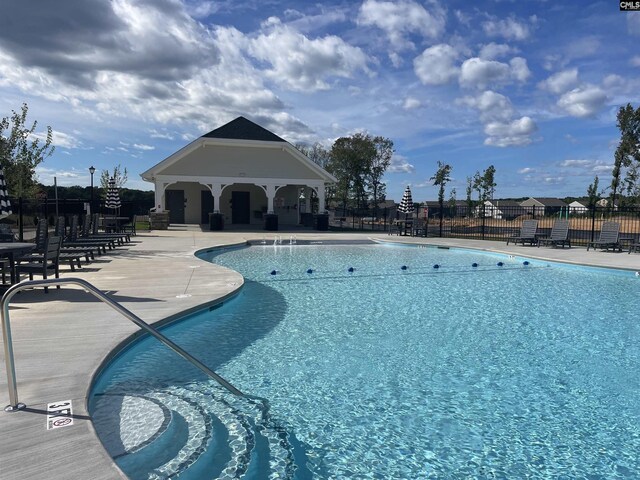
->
[2,278,244,412]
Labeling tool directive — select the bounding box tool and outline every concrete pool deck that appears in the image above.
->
[1,227,640,479]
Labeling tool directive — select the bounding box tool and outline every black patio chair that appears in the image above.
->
[16,235,61,293]
[587,221,621,252]
[506,219,539,246]
[538,219,571,248]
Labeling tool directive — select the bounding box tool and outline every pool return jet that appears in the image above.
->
[1,278,244,412]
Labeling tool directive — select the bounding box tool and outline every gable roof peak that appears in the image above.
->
[201,116,287,143]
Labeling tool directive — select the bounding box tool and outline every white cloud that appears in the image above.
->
[248,18,369,91]
[484,116,537,147]
[482,16,533,41]
[538,68,579,94]
[561,159,592,167]
[133,143,155,151]
[357,0,446,51]
[459,57,529,89]
[457,90,537,147]
[30,129,81,149]
[478,42,516,60]
[413,44,460,85]
[403,97,421,110]
[388,153,415,173]
[630,56,640,67]
[518,167,535,174]
[509,57,531,82]
[557,85,608,118]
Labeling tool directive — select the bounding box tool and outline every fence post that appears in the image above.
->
[481,203,486,240]
[18,197,24,242]
[590,205,596,242]
[439,204,443,237]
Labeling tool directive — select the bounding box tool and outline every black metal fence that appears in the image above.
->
[1,197,153,241]
[329,204,640,247]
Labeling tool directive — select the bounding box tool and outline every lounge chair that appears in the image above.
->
[537,219,571,248]
[16,235,61,292]
[506,219,539,246]
[18,218,87,271]
[587,221,621,252]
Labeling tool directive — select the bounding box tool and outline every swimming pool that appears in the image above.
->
[90,243,640,478]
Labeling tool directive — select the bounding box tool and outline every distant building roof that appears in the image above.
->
[521,197,567,207]
[201,116,287,143]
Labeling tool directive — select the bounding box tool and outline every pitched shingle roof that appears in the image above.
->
[529,197,567,207]
[201,116,287,142]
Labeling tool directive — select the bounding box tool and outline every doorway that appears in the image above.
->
[165,190,185,223]
[200,191,214,224]
[231,191,250,224]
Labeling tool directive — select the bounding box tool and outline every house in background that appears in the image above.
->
[568,200,588,214]
[141,117,336,227]
[481,200,528,219]
[520,197,568,216]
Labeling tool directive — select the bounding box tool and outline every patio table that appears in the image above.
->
[0,242,36,285]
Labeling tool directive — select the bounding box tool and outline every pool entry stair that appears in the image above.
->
[1,278,243,412]
[92,384,306,479]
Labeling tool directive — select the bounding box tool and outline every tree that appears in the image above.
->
[612,103,640,207]
[586,175,600,208]
[295,142,330,168]
[368,136,393,219]
[448,188,457,217]
[473,165,497,203]
[326,133,376,213]
[0,103,55,198]
[100,164,128,198]
[465,176,473,217]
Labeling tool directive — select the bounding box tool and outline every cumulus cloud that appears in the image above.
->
[538,68,579,94]
[388,153,415,173]
[518,167,535,174]
[457,90,537,147]
[403,97,421,110]
[482,15,534,41]
[478,42,516,60]
[413,44,460,85]
[248,18,370,91]
[557,85,608,118]
[357,0,445,51]
[484,117,537,147]
[459,57,529,89]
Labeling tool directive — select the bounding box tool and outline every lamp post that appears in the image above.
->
[89,166,95,214]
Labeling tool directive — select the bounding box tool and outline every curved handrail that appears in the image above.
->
[2,278,244,412]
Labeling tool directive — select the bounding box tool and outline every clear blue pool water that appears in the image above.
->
[90,243,640,479]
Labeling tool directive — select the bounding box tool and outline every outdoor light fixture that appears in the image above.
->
[89,166,96,213]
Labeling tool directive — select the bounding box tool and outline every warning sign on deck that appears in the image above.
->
[47,400,74,430]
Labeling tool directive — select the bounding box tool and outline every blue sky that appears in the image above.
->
[1,0,639,202]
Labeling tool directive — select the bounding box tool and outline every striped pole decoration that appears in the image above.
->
[105,177,121,211]
[398,185,414,216]
[0,167,12,218]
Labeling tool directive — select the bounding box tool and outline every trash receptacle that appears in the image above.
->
[315,213,329,231]
[209,213,224,231]
[301,212,314,227]
[264,213,278,231]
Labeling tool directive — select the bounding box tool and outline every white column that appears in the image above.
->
[316,184,326,214]
[304,187,311,213]
[211,183,223,213]
[154,180,165,212]
[265,184,277,214]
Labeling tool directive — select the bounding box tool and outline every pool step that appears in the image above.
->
[93,383,302,479]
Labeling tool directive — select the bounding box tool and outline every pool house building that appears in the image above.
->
[141,116,336,230]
